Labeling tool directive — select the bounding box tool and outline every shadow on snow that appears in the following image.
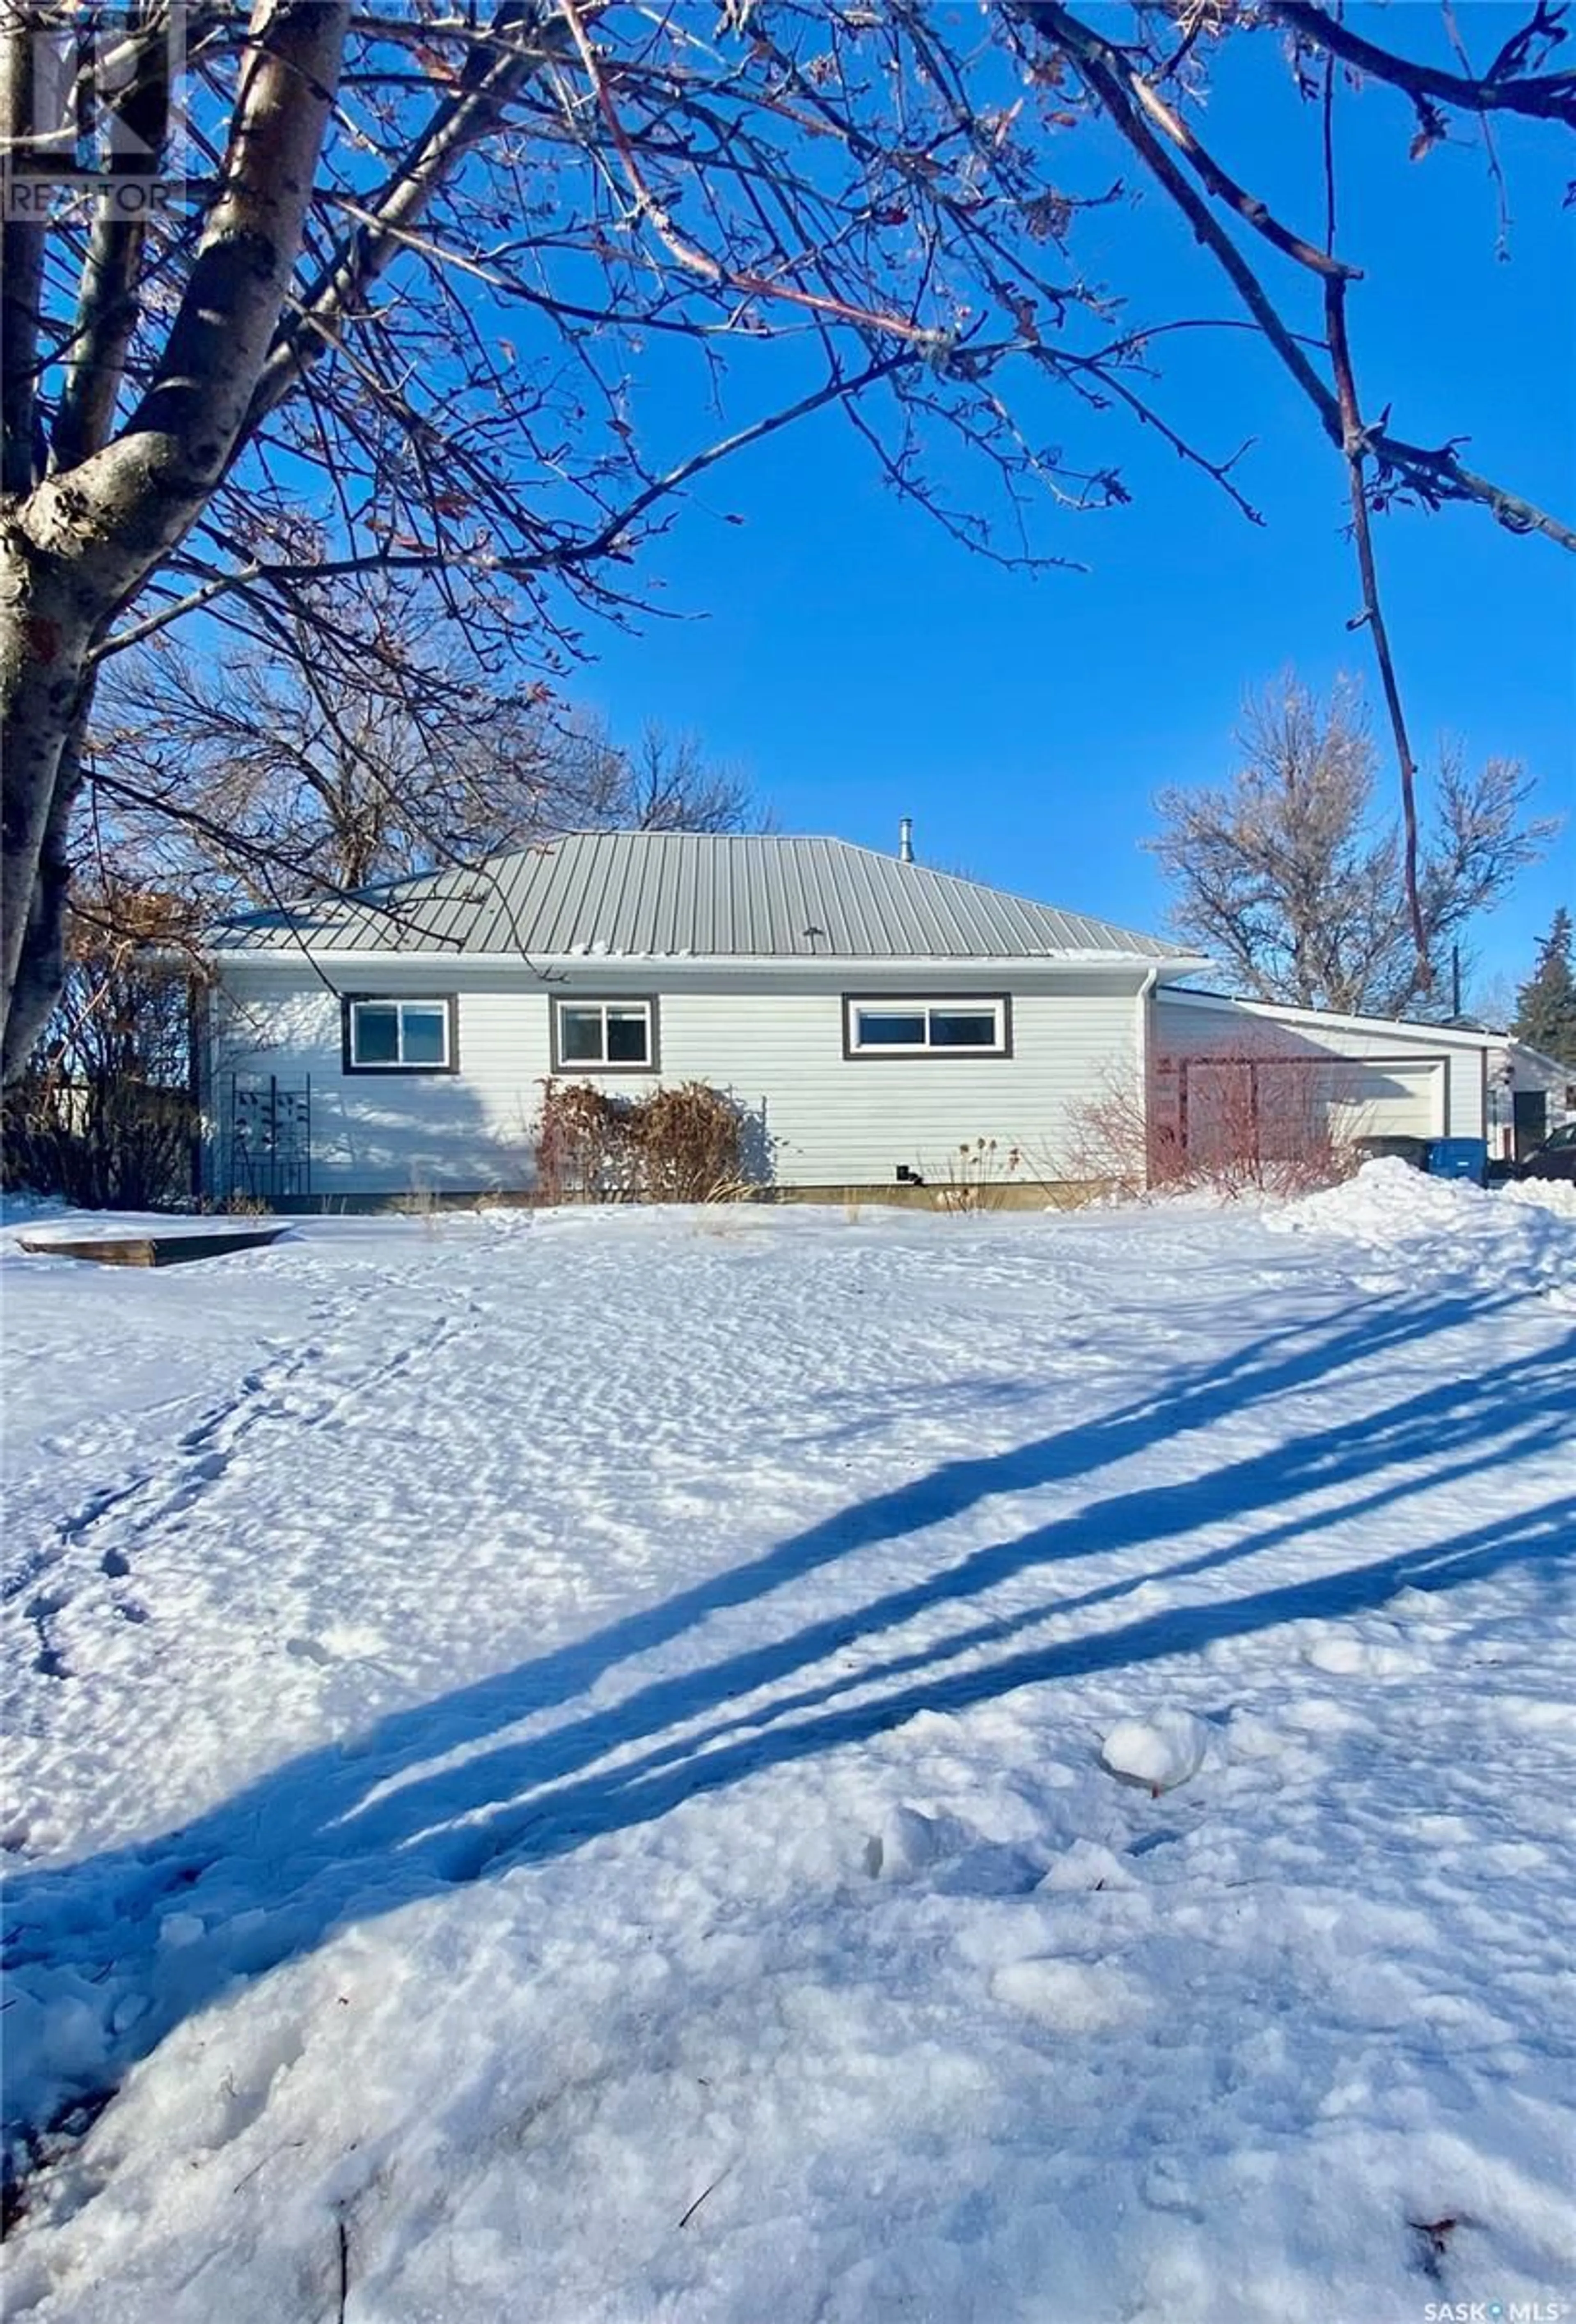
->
[4,1285,1573,2161]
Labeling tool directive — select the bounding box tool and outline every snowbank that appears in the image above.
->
[1268,1156,1576,1307]
[1502,1173,1576,1221]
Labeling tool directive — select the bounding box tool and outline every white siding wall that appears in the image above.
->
[211,963,1145,1195]
[656,974,1140,1186]
[1152,993,1489,1141]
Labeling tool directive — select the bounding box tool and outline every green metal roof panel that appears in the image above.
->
[213,830,1183,962]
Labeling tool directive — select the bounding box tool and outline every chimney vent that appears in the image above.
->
[898,816,914,864]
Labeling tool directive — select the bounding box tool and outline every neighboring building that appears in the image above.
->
[200,830,1521,1205]
[1486,1035,1576,1163]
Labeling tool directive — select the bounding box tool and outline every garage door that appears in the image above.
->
[1322,1058,1444,1142]
[1173,1053,1445,1162]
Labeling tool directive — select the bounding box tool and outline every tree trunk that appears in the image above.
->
[1,1,351,1079]
[0,534,96,1078]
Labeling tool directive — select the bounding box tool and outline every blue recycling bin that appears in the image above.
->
[1426,1137,1488,1186]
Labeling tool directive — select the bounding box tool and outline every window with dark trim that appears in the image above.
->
[342,995,458,1074]
[552,996,657,1072]
[843,996,1010,1057]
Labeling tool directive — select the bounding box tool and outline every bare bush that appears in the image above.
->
[1,887,201,1211]
[1060,1048,1357,1200]
[534,1083,639,1206]
[534,1078,750,1206]
[635,1084,751,1205]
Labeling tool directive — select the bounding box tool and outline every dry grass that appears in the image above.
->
[924,1136,1031,1216]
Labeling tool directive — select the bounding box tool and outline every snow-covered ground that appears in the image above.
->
[2,1166,1573,2323]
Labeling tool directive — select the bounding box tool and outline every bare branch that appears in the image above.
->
[1268,2,1576,128]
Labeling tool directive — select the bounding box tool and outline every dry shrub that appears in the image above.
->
[1061,1049,1356,1200]
[2,886,202,1211]
[534,1077,749,1203]
[926,1135,1027,1214]
[535,1082,640,1203]
[636,1082,747,1201]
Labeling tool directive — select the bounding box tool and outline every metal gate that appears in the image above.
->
[221,1076,312,1202]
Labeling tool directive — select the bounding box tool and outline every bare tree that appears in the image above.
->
[5,2,1573,1074]
[1150,677,1554,1020]
[89,592,756,904]
[574,725,757,840]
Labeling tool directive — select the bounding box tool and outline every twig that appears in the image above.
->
[678,2172,724,2230]
[1267,1,1576,126]
[1442,0,1515,258]
[230,2136,306,2195]
[336,2208,350,2324]
[1122,60,1359,279]
[1322,48,1338,258]
[1324,276,1429,976]
[1026,4,1576,550]
[1026,7,1345,435]
[554,0,951,350]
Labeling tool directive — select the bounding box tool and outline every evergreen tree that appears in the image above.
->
[1512,909,1576,1062]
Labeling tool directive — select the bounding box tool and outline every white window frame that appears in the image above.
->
[843,995,1010,1058]
[344,995,456,1074]
[552,996,657,1073]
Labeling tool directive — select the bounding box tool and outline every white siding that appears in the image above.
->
[210,963,1146,1195]
[1490,1040,1575,1161]
[1152,993,1488,1141]
[656,975,1140,1186]
[212,965,550,1195]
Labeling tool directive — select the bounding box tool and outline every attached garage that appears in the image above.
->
[1322,1058,1445,1142]
[1150,989,1494,1165]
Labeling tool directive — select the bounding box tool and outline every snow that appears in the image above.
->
[1098,1707,1212,1793]
[2,1172,1573,2322]
[1268,1155,1576,1306]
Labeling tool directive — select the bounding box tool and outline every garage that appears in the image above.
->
[1150,989,1492,1170]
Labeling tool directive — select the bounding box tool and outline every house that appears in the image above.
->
[200,829,1517,1205]
[1484,1032,1576,1162]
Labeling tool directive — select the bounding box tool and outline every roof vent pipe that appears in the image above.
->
[898,816,914,864]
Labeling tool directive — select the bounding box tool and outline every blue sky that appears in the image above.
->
[570,5,1573,1000]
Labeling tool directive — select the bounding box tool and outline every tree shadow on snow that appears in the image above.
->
[4,1289,1573,2166]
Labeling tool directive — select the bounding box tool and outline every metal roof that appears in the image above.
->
[214,831,1189,964]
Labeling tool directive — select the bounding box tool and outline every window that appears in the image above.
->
[844,996,1009,1057]
[343,996,457,1073]
[553,997,656,1071]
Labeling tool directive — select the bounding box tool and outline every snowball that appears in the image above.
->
[1099,1709,1211,1794]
